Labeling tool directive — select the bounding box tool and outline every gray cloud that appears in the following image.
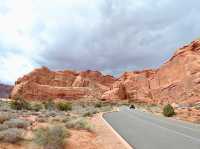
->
[39,0,200,75]
[0,0,200,84]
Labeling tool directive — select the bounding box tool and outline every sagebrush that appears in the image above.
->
[34,125,69,149]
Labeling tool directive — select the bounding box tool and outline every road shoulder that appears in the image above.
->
[90,113,133,149]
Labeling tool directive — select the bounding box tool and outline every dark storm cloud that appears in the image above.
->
[39,0,200,75]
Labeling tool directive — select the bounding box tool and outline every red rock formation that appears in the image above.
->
[102,40,200,104]
[11,67,116,100]
[101,81,127,100]
[11,40,200,104]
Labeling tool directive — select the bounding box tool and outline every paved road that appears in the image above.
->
[103,107,200,149]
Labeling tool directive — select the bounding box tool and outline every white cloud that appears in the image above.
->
[0,53,38,84]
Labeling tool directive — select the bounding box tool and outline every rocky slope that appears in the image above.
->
[11,40,200,104]
[0,83,12,98]
[103,40,200,104]
[11,67,116,100]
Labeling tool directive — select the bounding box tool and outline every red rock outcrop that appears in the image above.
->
[101,81,127,100]
[11,40,200,104]
[102,40,200,104]
[11,67,116,100]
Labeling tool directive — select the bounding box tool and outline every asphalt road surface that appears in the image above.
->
[103,107,200,149]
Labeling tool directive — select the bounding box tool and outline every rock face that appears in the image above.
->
[101,81,127,100]
[0,83,12,98]
[11,40,200,104]
[11,68,116,100]
[102,40,200,104]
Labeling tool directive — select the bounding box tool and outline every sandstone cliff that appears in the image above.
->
[11,68,116,100]
[11,40,200,104]
[102,40,200,104]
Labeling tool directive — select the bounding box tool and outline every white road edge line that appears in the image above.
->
[101,113,133,149]
[123,110,200,144]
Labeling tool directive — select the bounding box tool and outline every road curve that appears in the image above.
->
[103,107,200,149]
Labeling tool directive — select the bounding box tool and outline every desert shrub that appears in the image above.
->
[31,103,43,111]
[34,126,69,149]
[163,104,175,117]
[83,112,93,117]
[99,106,112,112]
[56,102,72,111]
[43,99,56,110]
[81,103,86,108]
[0,124,8,131]
[50,115,65,123]
[36,117,48,123]
[148,103,157,107]
[0,128,24,143]
[0,112,13,123]
[95,102,102,108]
[0,100,11,110]
[65,117,93,132]
[83,109,98,117]
[10,97,31,110]
[4,118,31,129]
[61,117,71,123]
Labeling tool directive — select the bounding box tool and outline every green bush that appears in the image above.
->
[0,128,24,143]
[4,118,31,129]
[34,126,69,149]
[10,97,31,110]
[31,103,43,111]
[56,102,72,111]
[95,102,102,108]
[163,104,175,117]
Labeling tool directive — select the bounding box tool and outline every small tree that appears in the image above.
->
[163,104,175,117]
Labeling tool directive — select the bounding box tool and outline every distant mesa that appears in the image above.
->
[11,39,200,105]
[0,83,13,98]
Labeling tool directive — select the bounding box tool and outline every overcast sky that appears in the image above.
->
[0,0,200,84]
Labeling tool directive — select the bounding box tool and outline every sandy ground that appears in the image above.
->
[66,114,129,149]
[0,114,130,149]
[175,108,200,123]
[139,105,200,124]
